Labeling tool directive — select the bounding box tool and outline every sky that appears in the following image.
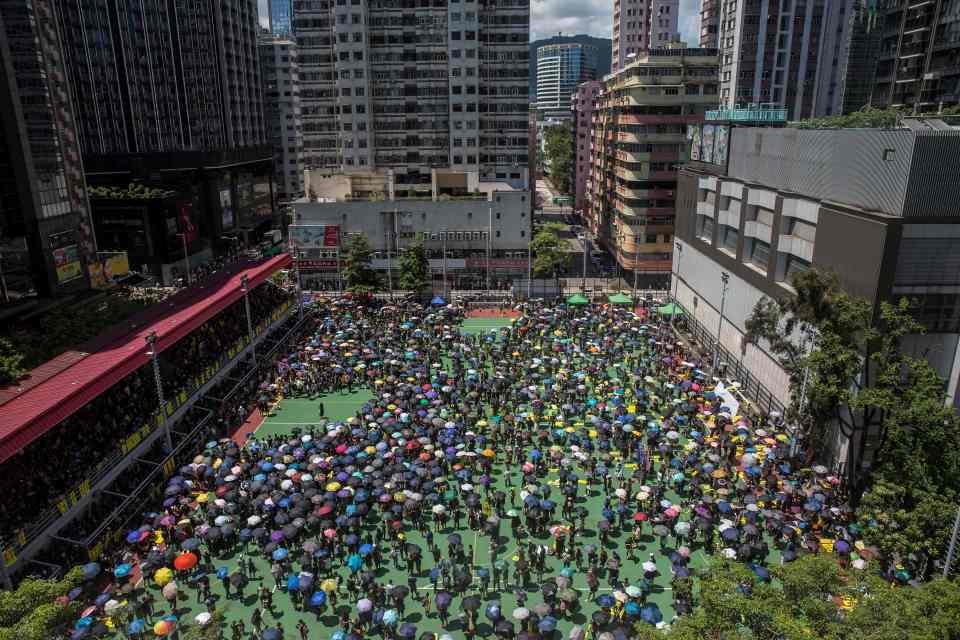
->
[259,0,701,45]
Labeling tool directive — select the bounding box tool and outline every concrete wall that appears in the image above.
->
[673,240,793,405]
[293,190,531,252]
[727,127,915,216]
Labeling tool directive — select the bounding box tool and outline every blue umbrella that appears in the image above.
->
[94,593,110,607]
[430,296,446,306]
[125,531,141,544]
[113,564,132,578]
[485,602,501,621]
[75,617,94,629]
[347,554,362,572]
[358,543,373,556]
[383,609,399,625]
[272,547,289,561]
[640,603,663,624]
[217,567,229,579]
[263,629,282,640]
[182,538,201,551]
[596,594,615,607]
[127,619,146,634]
[287,575,300,591]
[310,591,327,607]
[538,616,557,632]
[81,563,100,579]
[624,602,641,616]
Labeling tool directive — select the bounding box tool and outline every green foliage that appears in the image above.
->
[791,106,905,130]
[0,567,83,640]
[544,123,573,195]
[857,480,957,577]
[530,223,569,279]
[397,240,429,294]
[0,337,27,386]
[341,233,379,295]
[87,183,176,200]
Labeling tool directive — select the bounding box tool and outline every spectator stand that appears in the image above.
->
[0,259,296,586]
[29,312,311,580]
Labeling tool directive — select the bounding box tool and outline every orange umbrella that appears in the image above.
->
[153,619,176,636]
[173,552,198,571]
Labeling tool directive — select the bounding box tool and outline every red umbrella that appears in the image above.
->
[633,512,648,522]
[174,552,198,571]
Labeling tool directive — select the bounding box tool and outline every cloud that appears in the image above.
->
[530,0,701,45]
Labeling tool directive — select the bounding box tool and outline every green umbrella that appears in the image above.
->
[656,303,684,317]
[608,292,633,305]
[566,293,589,306]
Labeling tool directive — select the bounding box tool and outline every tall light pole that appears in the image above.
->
[441,229,448,299]
[671,241,683,328]
[145,332,173,452]
[385,210,394,299]
[713,271,730,371]
[580,230,588,292]
[486,206,492,292]
[632,229,639,294]
[177,233,191,285]
[241,274,256,364]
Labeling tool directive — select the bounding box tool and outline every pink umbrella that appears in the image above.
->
[323,528,337,539]
[664,507,680,518]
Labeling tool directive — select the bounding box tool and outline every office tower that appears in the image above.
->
[52,0,276,284]
[528,36,611,101]
[612,0,679,72]
[716,0,828,119]
[0,1,95,299]
[699,0,720,48]
[269,0,295,36]
[261,36,305,202]
[872,0,960,112]
[586,45,718,287]
[293,0,530,191]
[571,80,601,213]
[536,44,599,118]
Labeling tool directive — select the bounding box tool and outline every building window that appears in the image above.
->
[744,238,770,272]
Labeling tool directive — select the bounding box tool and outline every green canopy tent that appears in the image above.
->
[566,293,590,306]
[656,302,684,317]
[608,292,634,305]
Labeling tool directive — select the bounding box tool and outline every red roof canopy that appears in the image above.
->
[0,253,292,464]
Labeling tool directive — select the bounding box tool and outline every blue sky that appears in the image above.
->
[258,0,700,45]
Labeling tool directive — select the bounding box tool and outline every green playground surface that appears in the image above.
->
[116,317,778,638]
[460,317,514,335]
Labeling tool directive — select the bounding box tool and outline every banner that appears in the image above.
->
[290,225,341,249]
[49,231,83,284]
[89,252,130,289]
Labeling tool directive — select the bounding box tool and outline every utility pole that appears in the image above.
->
[386,209,394,299]
[526,236,532,300]
[713,271,730,371]
[671,241,683,328]
[441,229,448,299]
[178,233,191,285]
[580,230,587,292]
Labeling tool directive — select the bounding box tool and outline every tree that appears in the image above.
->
[530,223,569,280]
[543,123,573,195]
[341,233,379,296]
[0,567,83,640]
[0,337,26,386]
[180,608,227,640]
[743,268,955,501]
[397,240,429,295]
[791,106,904,129]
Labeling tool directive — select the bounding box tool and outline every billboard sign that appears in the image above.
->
[290,225,341,249]
[49,231,83,284]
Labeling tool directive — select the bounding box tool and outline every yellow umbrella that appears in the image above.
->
[326,482,341,492]
[195,493,209,504]
[321,579,337,592]
[481,449,495,458]
[154,568,173,587]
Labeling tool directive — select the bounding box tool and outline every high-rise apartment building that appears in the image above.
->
[811,0,882,117]
[52,1,277,283]
[872,0,960,112]
[612,0,679,72]
[269,0,295,36]
[0,0,95,299]
[293,0,530,192]
[261,37,305,202]
[571,81,601,213]
[715,0,827,119]
[536,44,599,118]
[699,0,720,47]
[586,45,718,287]
[55,0,266,157]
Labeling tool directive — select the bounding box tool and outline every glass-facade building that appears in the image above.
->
[269,0,293,37]
[536,44,600,116]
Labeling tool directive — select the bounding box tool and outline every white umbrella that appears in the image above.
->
[641,561,657,573]
[195,612,212,626]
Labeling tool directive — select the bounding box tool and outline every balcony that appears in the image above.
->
[696,200,715,218]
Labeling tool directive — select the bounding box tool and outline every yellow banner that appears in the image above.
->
[3,548,15,567]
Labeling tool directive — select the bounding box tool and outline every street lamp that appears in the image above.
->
[714,271,730,371]
[671,241,683,328]
[176,233,191,285]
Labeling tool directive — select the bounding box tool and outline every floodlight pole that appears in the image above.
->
[241,274,256,364]
[713,271,730,371]
[671,241,682,328]
[146,331,173,452]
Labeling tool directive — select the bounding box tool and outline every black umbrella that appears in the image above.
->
[592,610,610,626]
[462,595,481,611]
